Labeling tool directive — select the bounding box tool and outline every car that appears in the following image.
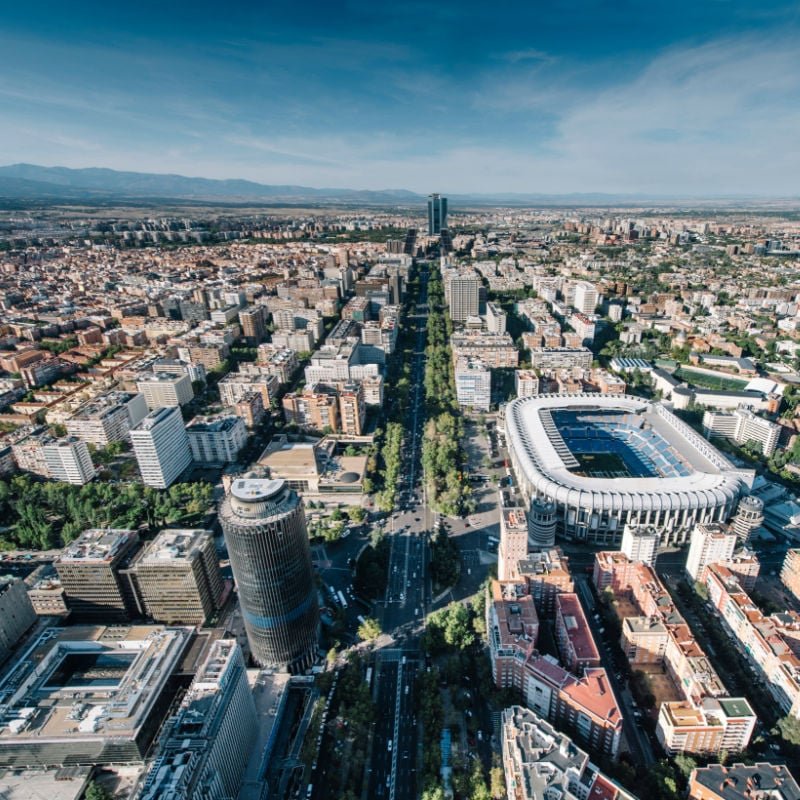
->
[387,739,393,752]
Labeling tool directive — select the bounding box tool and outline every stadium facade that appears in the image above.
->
[504,394,754,546]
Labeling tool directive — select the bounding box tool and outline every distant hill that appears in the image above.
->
[0,164,795,208]
[0,164,424,204]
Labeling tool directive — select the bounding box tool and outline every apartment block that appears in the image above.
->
[686,523,737,582]
[130,406,192,488]
[781,548,800,602]
[689,763,800,800]
[65,391,148,446]
[501,706,635,800]
[455,358,491,411]
[42,436,96,485]
[703,408,780,456]
[186,414,248,464]
[219,371,279,408]
[530,347,593,372]
[514,369,540,398]
[555,593,601,673]
[136,371,194,410]
[620,523,659,565]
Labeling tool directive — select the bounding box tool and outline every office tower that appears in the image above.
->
[219,477,319,672]
[42,436,96,485]
[449,275,480,321]
[573,281,599,315]
[729,495,765,545]
[136,371,194,410]
[685,523,737,582]
[427,193,448,235]
[139,640,257,800]
[0,577,37,664]
[621,523,659,565]
[703,409,780,457]
[130,406,192,488]
[126,529,223,624]
[403,227,418,255]
[239,305,268,344]
[54,528,140,621]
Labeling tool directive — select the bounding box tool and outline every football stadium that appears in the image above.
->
[504,394,753,545]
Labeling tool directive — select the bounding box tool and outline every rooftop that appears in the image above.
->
[56,528,137,564]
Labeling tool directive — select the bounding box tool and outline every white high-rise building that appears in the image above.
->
[454,358,491,411]
[139,640,257,800]
[486,301,507,334]
[621,524,659,565]
[136,371,195,410]
[130,406,192,488]
[186,415,248,464]
[573,281,599,315]
[515,370,540,398]
[702,408,780,457]
[685,522,737,582]
[449,276,481,322]
[42,437,96,485]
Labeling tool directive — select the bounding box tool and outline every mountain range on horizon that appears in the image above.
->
[0,163,795,208]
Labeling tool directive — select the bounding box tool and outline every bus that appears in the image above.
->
[337,590,348,609]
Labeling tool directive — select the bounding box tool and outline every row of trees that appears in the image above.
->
[0,475,213,550]
[429,529,460,591]
[422,267,472,516]
[376,421,404,511]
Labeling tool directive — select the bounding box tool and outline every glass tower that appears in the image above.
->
[427,193,448,235]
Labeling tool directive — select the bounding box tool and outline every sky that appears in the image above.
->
[0,0,799,196]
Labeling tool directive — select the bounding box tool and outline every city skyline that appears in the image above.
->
[0,0,799,196]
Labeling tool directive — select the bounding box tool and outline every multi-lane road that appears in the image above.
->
[367,261,434,800]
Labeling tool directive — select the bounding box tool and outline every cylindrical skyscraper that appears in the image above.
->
[730,494,764,546]
[219,477,319,673]
[529,497,557,550]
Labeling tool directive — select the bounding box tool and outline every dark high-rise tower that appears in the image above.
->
[219,477,319,672]
[427,193,447,235]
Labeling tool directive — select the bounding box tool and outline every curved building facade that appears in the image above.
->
[505,394,752,546]
[219,477,319,672]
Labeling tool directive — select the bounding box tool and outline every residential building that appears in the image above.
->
[688,762,800,800]
[501,706,637,800]
[65,391,148,446]
[42,436,96,485]
[529,347,593,372]
[515,370,540,398]
[781,548,800,602]
[486,301,507,334]
[451,331,519,368]
[555,593,601,673]
[573,281,599,315]
[455,357,491,411]
[239,305,268,344]
[130,406,192,488]
[686,523,738,582]
[703,408,780,456]
[449,275,481,322]
[186,414,248,464]
[54,528,141,621]
[136,371,194,410]
[620,524,659,565]
[219,371,279,409]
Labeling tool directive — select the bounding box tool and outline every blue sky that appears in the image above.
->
[0,0,798,195]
